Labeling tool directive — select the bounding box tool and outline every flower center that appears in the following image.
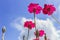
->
[47,8,50,11]
[33,8,36,13]
[28,25,31,29]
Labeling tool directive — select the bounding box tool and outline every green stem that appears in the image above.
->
[44,33,47,40]
[23,35,25,40]
[34,13,37,38]
[27,29,29,40]
[34,13,36,30]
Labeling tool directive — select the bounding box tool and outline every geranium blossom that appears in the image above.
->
[28,3,42,14]
[42,4,56,15]
[39,30,45,37]
[24,21,35,29]
[33,38,39,40]
[34,30,45,37]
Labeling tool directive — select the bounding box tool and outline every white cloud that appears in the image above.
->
[11,17,60,40]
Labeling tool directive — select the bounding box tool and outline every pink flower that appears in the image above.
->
[39,30,45,37]
[42,4,56,15]
[33,38,39,40]
[28,3,42,14]
[34,30,45,37]
[24,21,35,29]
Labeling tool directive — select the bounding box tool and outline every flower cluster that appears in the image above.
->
[23,3,56,40]
[28,3,56,15]
[42,4,56,15]
[28,3,42,14]
[34,30,45,37]
[24,21,35,29]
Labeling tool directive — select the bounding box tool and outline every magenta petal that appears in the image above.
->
[24,21,35,29]
[39,30,45,37]
[28,3,42,14]
[43,4,56,15]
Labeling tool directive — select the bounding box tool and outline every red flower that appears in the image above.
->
[34,30,45,37]
[39,30,45,37]
[24,21,35,29]
[33,38,39,40]
[28,3,42,14]
[42,4,56,15]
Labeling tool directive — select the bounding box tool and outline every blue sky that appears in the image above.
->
[0,0,60,40]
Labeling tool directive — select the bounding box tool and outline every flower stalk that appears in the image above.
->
[27,29,30,40]
[44,33,47,40]
[24,21,35,40]
[34,13,36,30]
[23,35,25,40]
[34,12,37,39]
